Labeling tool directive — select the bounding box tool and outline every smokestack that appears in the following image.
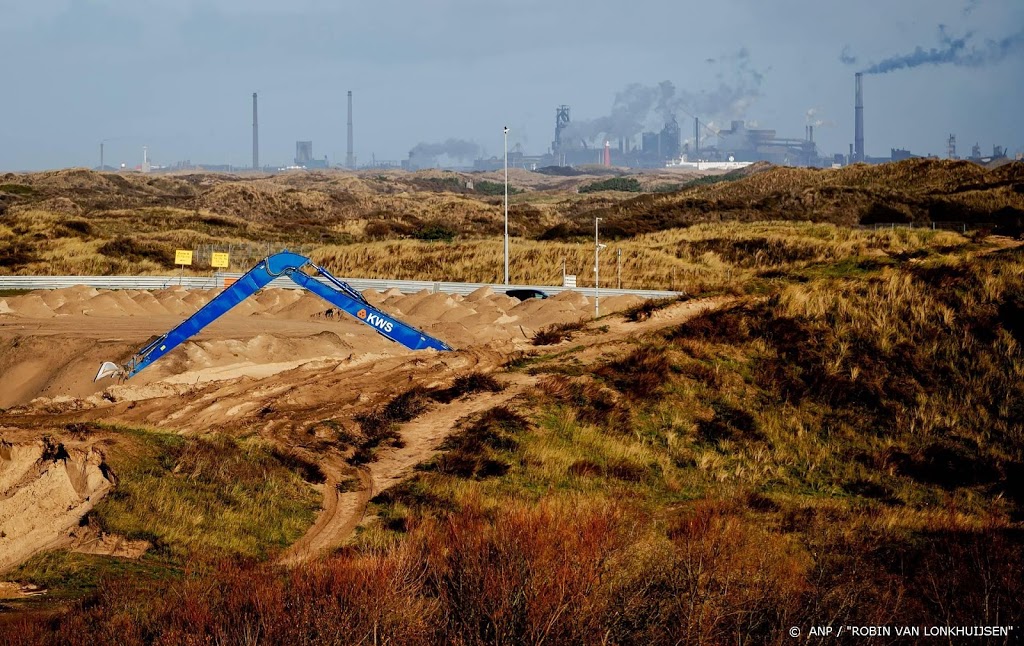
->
[604,141,611,167]
[694,117,700,158]
[854,73,864,163]
[252,92,259,171]
[346,90,354,169]
[809,124,814,144]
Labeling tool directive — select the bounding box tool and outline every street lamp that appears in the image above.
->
[503,126,509,286]
[595,217,606,318]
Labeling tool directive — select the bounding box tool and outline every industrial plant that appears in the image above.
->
[105,75,1015,175]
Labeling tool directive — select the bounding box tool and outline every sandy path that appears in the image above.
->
[367,377,533,496]
[278,455,370,567]
[279,375,535,566]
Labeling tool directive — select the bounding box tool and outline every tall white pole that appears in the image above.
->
[503,126,509,286]
[594,217,601,319]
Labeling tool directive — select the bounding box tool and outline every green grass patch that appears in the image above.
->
[92,428,319,561]
[578,177,642,193]
[474,180,523,196]
[0,184,35,195]
[7,550,179,602]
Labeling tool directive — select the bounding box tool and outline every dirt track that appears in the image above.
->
[0,284,722,572]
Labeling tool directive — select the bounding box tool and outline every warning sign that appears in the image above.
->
[174,250,193,266]
[211,252,230,268]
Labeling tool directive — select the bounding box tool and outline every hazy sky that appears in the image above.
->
[0,0,1021,170]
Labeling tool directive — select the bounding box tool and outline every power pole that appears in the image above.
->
[503,126,509,285]
[617,248,622,289]
[594,217,602,318]
[252,92,259,171]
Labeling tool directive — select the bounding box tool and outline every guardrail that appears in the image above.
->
[0,274,683,301]
[0,276,221,291]
[860,222,992,232]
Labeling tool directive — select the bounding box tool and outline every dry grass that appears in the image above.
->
[2,160,1020,285]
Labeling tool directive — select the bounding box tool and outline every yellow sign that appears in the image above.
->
[174,250,193,266]
[211,252,230,268]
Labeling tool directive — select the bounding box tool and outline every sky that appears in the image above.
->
[0,0,1021,170]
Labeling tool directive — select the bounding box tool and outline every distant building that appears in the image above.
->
[295,141,329,169]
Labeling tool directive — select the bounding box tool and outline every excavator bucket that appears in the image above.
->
[94,361,124,382]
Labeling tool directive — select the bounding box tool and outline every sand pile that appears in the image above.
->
[0,285,646,338]
[0,285,647,382]
[0,438,113,573]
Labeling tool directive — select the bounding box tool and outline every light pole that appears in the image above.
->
[503,126,509,286]
[594,217,605,318]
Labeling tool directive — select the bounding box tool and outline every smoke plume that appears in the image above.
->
[560,48,764,145]
[839,46,858,65]
[805,107,834,128]
[847,25,1024,75]
[408,138,479,160]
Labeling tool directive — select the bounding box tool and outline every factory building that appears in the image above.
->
[704,120,818,166]
[294,141,329,169]
[535,104,822,169]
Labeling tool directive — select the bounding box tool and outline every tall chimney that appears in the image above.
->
[252,92,259,171]
[854,73,864,163]
[694,117,700,158]
[809,124,814,144]
[346,90,354,169]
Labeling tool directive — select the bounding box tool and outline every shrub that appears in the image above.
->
[0,242,38,267]
[351,387,432,464]
[414,221,458,242]
[474,180,521,196]
[532,319,587,345]
[578,177,642,193]
[430,406,529,479]
[539,375,628,428]
[430,372,504,404]
[0,183,35,195]
[97,237,173,266]
[268,448,327,484]
[597,345,673,399]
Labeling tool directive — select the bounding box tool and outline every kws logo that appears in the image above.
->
[362,310,394,333]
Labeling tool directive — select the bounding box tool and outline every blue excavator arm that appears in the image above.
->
[94,251,451,381]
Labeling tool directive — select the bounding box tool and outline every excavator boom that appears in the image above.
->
[94,251,451,381]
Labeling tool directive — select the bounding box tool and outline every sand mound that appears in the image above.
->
[465,286,494,302]
[551,290,591,307]
[10,294,55,318]
[0,285,662,387]
[405,293,459,318]
[362,289,387,306]
[601,294,645,312]
[0,438,113,573]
